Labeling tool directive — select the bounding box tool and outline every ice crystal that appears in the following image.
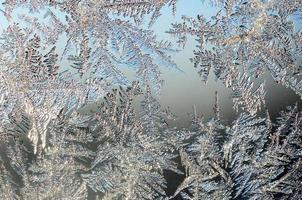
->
[173,105,302,200]
[0,1,302,200]
[1,90,300,199]
[81,85,180,199]
[0,0,178,153]
[168,0,302,114]
[0,84,181,199]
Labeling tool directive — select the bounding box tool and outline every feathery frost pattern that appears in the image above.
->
[173,105,302,199]
[0,0,302,200]
[168,0,302,114]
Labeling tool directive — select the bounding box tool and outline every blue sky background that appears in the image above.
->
[0,0,301,127]
[149,0,302,126]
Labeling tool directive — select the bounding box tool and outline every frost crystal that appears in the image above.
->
[0,0,302,200]
[173,105,302,199]
[168,0,302,114]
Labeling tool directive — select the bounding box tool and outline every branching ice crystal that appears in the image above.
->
[173,105,302,199]
[0,0,302,200]
[168,0,302,114]
[0,0,178,153]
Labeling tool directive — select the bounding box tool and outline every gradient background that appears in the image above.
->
[147,0,302,127]
[0,0,301,127]
[0,1,301,199]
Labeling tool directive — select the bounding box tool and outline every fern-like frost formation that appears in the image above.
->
[0,0,301,200]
